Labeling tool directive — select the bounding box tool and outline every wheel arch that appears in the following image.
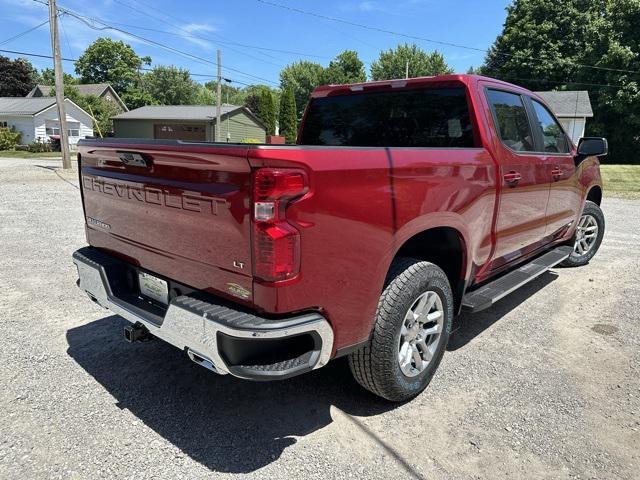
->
[386,224,470,314]
[586,185,602,206]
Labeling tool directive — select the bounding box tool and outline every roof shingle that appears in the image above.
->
[534,91,593,117]
[27,83,112,98]
[0,97,57,115]
[112,104,243,121]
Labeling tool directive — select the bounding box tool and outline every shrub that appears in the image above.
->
[27,138,54,153]
[0,127,21,150]
[240,137,261,144]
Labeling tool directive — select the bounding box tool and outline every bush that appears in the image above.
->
[0,127,21,150]
[240,137,261,143]
[27,138,54,153]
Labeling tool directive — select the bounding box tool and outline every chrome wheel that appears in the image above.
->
[398,291,444,377]
[574,214,598,256]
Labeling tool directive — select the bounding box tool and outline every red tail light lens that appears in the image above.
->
[252,169,308,282]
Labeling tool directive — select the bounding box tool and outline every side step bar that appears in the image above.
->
[462,246,572,313]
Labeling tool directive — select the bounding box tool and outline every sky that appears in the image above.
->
[0,0,511,88]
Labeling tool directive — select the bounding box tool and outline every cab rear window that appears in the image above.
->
[299,87,476,148]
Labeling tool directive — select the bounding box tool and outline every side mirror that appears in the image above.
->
[577,137,608,157]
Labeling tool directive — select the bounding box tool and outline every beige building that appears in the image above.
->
[111,104,266,143]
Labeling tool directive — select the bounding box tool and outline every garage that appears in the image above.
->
[153,123,206,141]
[112,105,267,143]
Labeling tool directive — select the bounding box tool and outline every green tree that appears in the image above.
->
[243,84,278,116]
[258,89,276,135]
[50,85,121,135]
[322,50,367,84]
[143,66,198,105]
[194,85,215,105]
[38,67,76,85]
[370,44,453,80]
[280,60,324,118]
[581,0,640,164]
[481,0,640,164]
[0,56,38,96]
[481,0,593,90]
[75,38,151,93]
[203,81,247,105]
[278,87,297,143]
[120,86,157,110]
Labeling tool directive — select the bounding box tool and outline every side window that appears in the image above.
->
[531,100,570,153]
[486,89,534,152]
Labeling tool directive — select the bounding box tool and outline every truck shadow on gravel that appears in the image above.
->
[65,271,557,474]
[66,317,395,474]
[448,271,558,350]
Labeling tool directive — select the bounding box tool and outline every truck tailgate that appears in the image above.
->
[78,141,253,302]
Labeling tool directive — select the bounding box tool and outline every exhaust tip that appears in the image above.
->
[187,349,217,373]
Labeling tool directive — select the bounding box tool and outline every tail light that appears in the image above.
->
[252,168,308,282]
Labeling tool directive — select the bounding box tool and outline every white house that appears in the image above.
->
[535,91,593,145]
[0,97,93,148]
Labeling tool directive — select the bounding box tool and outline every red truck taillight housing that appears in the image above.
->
[252,168,308,282]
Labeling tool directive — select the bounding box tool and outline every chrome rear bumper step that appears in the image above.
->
[462,246,571,313]
[73,247,334,380]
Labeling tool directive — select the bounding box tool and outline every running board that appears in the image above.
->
[462,246,572,313]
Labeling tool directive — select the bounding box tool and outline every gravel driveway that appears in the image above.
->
[1,159,638,480]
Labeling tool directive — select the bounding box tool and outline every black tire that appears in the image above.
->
[561,200,605,267]
[348,258,453,402]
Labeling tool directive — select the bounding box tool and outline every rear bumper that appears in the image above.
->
[72,247,334,380]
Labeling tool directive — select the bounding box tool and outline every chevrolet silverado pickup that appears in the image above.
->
[73,74,606,401]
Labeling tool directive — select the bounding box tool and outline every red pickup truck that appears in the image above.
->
[73,74,606,401]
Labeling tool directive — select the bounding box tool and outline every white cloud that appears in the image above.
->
[174,23,216,49]
[339,1,387,13]
[356,1,385,12]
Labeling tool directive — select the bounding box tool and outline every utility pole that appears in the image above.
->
[226,88,230,142]
[405,60,409,79]
[48,0,71,169]
[215,49,222,142]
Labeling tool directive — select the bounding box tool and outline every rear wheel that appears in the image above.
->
[561,201,605,267]
[349,258,453,402]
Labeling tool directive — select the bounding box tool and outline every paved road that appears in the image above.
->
[1,159,638,479]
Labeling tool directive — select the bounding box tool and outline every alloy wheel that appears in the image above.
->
[397,291,444,377]
[574,214,598,256]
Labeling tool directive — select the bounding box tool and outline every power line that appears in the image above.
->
[31,0,280,85]
[111,0,285,68]
[3,46,632,92]
[122,0,326,64]
[3,46,633,92]
[59,13,74,58]
[255,0,640,76]
[62,8,279,85]
[105,21,330,60]
[0,19,50,46]
[0,48,257,87]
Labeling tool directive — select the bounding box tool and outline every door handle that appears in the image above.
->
[503,171,522,185]
[551,166,563,180]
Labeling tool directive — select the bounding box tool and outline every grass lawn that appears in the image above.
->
[0,150,62,159]
[600,164,640,198]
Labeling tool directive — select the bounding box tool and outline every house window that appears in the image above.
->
[0,121,7,128]
[46,126,60,135]
[68,129,80,137]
